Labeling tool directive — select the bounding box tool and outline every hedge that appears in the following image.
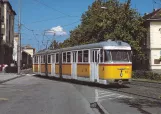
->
[132,70,161,81]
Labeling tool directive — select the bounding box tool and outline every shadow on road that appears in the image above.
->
[114,98,161,114]
[33,75,129,89]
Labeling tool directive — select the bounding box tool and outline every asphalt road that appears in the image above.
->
[0,75,95,114]
[0,74,161,114]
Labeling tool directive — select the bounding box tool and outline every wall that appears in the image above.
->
[23,49,34,57]
[149,21,161,69]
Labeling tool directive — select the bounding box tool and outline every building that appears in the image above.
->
[13,33,18,63]
[22,45,36,58]
[14,33,36,68]
[21,45,35,68]
[144,9,161,70]
[0,0,16,65]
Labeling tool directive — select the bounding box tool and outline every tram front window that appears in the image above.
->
[110,50,131,62]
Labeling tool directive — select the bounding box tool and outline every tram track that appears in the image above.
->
[108,87,161,101]
[129,80,161,89]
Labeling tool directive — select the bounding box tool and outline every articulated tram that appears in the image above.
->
[33,40,132,85]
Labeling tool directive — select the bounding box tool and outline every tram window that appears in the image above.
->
[78,51,82,62]
[41,56,43,63]
[73,52,77,62]
[111,50,129,62]
[104,50,111,62]
[83,50,88,62]
[52,54,55,63]
[48,55,51,63]
[56,54,59,63]
[67,52,71,63]
[63,52,66,63]
[36,56,38,63]
[100,49,104,62]
[95,51,98,62]
[44,55,46,63]
[92,51,94,62]
[34,56,36,63]
[128,51,132,62]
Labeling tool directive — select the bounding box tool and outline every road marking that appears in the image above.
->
[97,93,116,99]
[95,89,133,101]
[0,98,9,101]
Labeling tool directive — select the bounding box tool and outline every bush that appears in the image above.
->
[132,70,161,81]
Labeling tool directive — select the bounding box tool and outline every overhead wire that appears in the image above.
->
[32,0,71,17]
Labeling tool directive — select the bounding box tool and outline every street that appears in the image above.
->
[0,74,161,114]
[0,75,94,114]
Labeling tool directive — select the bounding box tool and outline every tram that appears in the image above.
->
[33,40,132,85]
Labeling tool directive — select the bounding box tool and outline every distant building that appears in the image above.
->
[0,0,16,65]
[13,33,18,62]
[22,45,36,58]
[144,9,161,70]
[14,33,35,68]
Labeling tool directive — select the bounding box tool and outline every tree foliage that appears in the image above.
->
[53,0,147,59]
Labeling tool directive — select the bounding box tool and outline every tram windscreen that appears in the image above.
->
[111,50,131,62]
[104,50,132,62]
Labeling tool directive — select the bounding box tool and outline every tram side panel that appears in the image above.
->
[62,64,71,75]
[77,64,90,77]
[99,64,132,83]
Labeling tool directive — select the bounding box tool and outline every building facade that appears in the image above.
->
[144,9,161,70]
[0,0,16,65]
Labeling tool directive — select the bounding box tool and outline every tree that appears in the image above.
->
[48,40,60,49]
[60,0,147,60]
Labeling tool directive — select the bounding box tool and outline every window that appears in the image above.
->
[56,53,59,63]
[41,56,43,63]
[83,50,88,62]
[44,55,46,63]
[48,55,51,63]
[63,52,66,63]
[78,51,82,62]
[100,49,104,62]
[52,54,55,63]
[34,56,36,63]
[95,51,98,62]
[67,52,71,63]
[104,50,111,62]
[36,56,38,63]
[73,52,77,62]
[110,50,130,62]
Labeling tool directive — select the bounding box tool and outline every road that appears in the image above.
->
[0,74,161,114]
[0,75,95,114]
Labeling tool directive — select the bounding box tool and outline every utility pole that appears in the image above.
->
[17,0,21,74]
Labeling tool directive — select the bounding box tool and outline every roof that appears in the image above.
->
[3,0,16,15]
[35,40,131,55]
[144,9,161,21]
[22,45,35,50]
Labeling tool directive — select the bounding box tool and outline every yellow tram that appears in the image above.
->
[33,40,132,85]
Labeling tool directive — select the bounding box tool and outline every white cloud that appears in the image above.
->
[46,26,67,36]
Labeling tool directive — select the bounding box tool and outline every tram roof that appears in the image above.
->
[35,40,131,55]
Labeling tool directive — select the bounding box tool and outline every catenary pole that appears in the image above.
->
[17,0,21,74]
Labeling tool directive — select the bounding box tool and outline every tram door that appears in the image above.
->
[51,54,56,76]
[91,50,99,82]
[72,51,77,79]
[38,56,41,75]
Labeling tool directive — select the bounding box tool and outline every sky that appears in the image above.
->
[9,0,161,51]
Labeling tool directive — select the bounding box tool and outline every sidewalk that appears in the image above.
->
[0,73,25,84]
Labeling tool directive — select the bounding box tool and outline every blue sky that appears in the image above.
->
[9,0,161,51]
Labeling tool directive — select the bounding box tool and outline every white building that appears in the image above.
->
[144,9,161,70]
